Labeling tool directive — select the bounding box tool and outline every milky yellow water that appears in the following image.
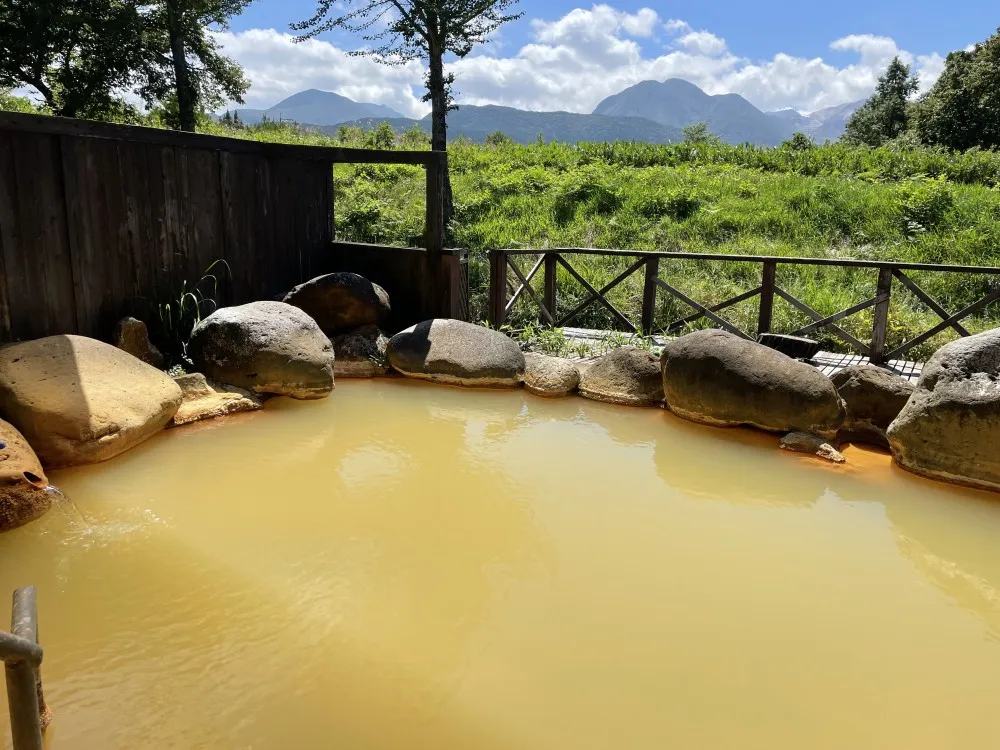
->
[3,380,1000,749]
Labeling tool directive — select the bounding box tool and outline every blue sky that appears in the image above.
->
[215,1,997,116]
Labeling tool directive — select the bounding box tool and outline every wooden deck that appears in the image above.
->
[555,327,924,382]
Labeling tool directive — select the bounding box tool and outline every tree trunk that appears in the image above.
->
[166,0,197,132]
[426,43,454,229]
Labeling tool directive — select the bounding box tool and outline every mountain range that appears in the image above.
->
[234,81,863,146]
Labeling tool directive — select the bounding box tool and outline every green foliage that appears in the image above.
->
[139,0,251,132]
[682,122,721,146]
[486,130,513,146]
[0,0,147,118]
[151,260,230,367]
[0,89,45,114]
[896,177,955,234]
[843,57,919,147]
[912,28,1000,151]
[367,121,397,150]
[783,132,815,151]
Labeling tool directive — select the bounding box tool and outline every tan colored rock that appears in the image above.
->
[333,325,390,378]
[114,317,165,369]
[171,373,263,427]
[0,335,182,468]
[831,365,914,448]
[779,431,846,464]
[0,419,52,532]
[283,272,391,335]
[579,347,663,406]
[524,353,580,397]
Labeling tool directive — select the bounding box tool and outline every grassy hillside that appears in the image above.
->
[193,120,1000,358]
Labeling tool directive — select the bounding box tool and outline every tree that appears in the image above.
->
[682,122,720,146]
[843,57,918,147]
[140,0,251,132]
[291,0,523,223]
[0,0,146,118]
[782,132,815,151]
[911,29,1000,151]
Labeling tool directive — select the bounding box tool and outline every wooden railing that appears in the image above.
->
[2,586,48,750]
[488,248,1000,364]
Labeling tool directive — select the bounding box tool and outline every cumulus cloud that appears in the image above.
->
[215,5,948,116]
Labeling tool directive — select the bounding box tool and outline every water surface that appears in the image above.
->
[3,380,1000,749]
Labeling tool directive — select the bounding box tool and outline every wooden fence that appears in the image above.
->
[0,111,456,343]
[489,248,1000,364]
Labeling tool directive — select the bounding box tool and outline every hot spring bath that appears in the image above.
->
[3,380,1000,748]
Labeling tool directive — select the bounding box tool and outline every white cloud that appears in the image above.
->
[215,6,949,117]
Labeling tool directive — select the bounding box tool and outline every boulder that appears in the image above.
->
[887,329,1000,491]
[0,335,182,467]
[114,317,165,369]
[660,329,846,439]
[188,301,335,400]
[387,319,524,387]
[524,353,580,397]
[579,347,663,406]
[283,272,390,335]
[831,365,914,448]
[779,431,846,464]
[0,419,53,532]
[332,325,390,378]
[171,374,263,427]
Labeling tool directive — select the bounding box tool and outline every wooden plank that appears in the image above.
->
[790,296,878,337]
[640,256,659,335]
[664,287,762,333]
[115,139,155,320]
[870,267,893,364]
[544,252,558,321]
[14,133,76,338]
[506,255,553,324]
[0,111,437,165]
[502,247,1000,276]
[556,255,642,333]
[757,260,776,336]
[0,131,20,340]
[504,254,545,314]
[654,276,750,339]
[886,288,1000,361]
[892,268,971,337]
[775,287,871,355]
[489,249,507,326]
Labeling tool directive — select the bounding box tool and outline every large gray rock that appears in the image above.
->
[579,347,664,406]
[170,373,263,427]
[888,329,1000,491]
[831,365,914,448]
[188,301,335,400]
[524,353,580,397]
[332,325,390,378]
[283,272,390,335]
[0,418,53,532]
[660,329,846,439]
[0,335,182,467]
[387,320,524,387]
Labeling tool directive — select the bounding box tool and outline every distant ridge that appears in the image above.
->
[232,89,405,126]
[235,81,863,145]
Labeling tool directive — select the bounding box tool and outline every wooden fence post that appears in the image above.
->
[757,260,777,338]
[641,257,660,335]
[543,253,558,323]
[489,250,507,327]
[871,266,893,364]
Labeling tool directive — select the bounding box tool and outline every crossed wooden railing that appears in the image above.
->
[2,586,48,750]
[488,249,1000,364]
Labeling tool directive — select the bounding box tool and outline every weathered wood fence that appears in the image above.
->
[489,248,1000,364]
[0,111,461,343]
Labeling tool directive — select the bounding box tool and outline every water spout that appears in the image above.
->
[44,484,91,529]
